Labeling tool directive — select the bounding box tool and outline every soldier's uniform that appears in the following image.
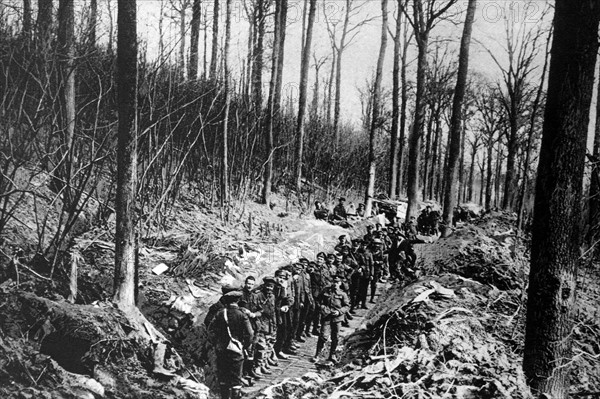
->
[356,246,373,309]
[313,276,350,362]
[296,264,314,340]
[273,270,294,358]
[370,239,386,302]
[249,278,278,374]
[208,291,254,399]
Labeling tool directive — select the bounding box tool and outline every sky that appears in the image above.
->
[133,0,554,126]
[0,0,553,126]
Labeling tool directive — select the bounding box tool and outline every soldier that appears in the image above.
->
[273,269,294,359]
[334,235,349,252]
[250,277,278,377]
[332,197,348,221]
[296,261,314,341]
[204,284,238,327]
[238,276,261,380]
[208,291,254,399]
[355,241,372,309]
[369,239,386,303]
[308,253,330,336]
[363,225,375,245]
[314,201,330,220]
[290,263,306,344]
[311,274,350,363]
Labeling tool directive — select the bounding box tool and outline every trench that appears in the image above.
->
[138,216,387,396]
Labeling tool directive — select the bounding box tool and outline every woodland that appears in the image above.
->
[0,1,599,399]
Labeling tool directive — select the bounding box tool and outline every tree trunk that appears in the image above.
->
[389,0,402,199]
[294,0,316,195]
[333,0,351,145]
[326,52,336,126]
[209,0,219,79]
[523,2,600,397]
[113,0,138,310]
[36,0,53,48]
[57,0,76,208]
[494,144,502,207]
[485,136,493,209]
[23,0,32,40]
[422,108,433,200]
[517,32,550,230]
[589,63,600,253]
[88,0,97,47]
[397,20,409,197]
[467,143,476,202]
[503,107,518,210]
[364,0,388,217]
[252,0,265,110]
[189,0,201,79]
[179,6,186,76]
[405,1,429,221]
[441,0,476,236]
[262,0,286,205]
[221,0,232,207]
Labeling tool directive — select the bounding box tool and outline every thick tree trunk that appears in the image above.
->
[405,30,428,221]
[209,0,219,79]
[36,0,53,48]
[189,0,201,79]
[589,66,600,252]
[523,2,600,397]
[389,0,403,199]
[294,0,316,195]
[57,0,76,208]
[503,111,518,210]
[397,23,409,197]
[364,0,388,217]
[441,0,476,236]
[113,0,138,310]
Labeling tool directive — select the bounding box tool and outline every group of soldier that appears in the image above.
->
[204,220,422,399]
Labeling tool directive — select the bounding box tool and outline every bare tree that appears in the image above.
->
[209,0,219,79]
[294,0,317,195]
[113,0,138,310]
[221,0,232,207]
[482,13,545,211]
[189,0,201,79]
[440,0,476,236]
[169,0,191,76]
[23,0,32,40]
[523,2,600,397]
[324,0,374,145]
[403,0,457,222]
[262,0,287,205]
[88,0,97,47]
[364,0,388,217]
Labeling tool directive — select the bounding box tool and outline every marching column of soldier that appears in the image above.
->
[205,216,423,399]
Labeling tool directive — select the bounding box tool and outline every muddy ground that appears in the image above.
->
[0,179,598,399]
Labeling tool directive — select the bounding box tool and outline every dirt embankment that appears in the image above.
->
[254,213,599,399]
[0,184,359,398]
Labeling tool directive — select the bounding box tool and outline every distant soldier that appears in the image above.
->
[311,274,350,363]
[369,239,386,303]
[208,291,254,399]
[314,201,330,220]
[332,197,348,221]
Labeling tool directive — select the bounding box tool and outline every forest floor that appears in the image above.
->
[0,176,599,399]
